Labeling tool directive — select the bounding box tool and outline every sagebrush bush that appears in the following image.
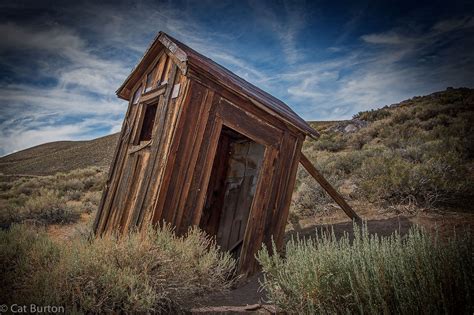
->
[291,181,331,216]
[0,167,106,226]
[291,148,383,217]
[355,145,470,207]
[291,152,349,217]
[0,224,236,313]
[354,108,391,122]
[313,133,346,152]
[258,224,473,314]
[20,189,82,224]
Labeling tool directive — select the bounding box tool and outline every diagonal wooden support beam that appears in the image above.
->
[299,153,362,223]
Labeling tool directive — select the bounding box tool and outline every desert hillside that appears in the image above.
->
[1,87,473,223]
[0,133,119,176]
[294,87,474,216]
[2,88,472,191]
[1,87,473,228]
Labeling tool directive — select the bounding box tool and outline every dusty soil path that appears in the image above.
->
[191,273,275,314]
[290,203,474,240]
[47,212,92,242]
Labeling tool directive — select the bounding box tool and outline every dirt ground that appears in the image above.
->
[288,202,474,240]
[46,212,93,241]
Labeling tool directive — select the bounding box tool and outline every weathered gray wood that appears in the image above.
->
[300,153,362,223]
[94,102,140,235]
[140,84,167,104]
[130,64,179,228]
[171,88,215,229]
[272,134,303,248]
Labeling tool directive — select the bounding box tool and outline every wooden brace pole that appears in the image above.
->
[299,153,362,223]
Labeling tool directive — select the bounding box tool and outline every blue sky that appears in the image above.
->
[0,0,473,156]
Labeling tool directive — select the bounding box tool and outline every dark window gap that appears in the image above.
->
[138,103,158,142]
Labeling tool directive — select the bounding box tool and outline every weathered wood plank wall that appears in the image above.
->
[95,46,305,275]
[94,51,188,234]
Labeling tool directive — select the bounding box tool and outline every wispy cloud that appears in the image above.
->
[249,0,306,64]
[361,32,412,45]
[0,22,128,155]
[432,16,474,32]
[0,2,271,155]
[280,16,474,120]
[0,115,122,155]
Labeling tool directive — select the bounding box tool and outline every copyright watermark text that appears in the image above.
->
[0,304,64,313]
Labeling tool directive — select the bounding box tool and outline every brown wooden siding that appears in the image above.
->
[95,50,306,275]
[94,50,188,235]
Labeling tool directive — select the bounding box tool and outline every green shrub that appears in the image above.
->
[21,189,81,224]
[291,151,354,217]
[258,224,473,314]
[0,224,236,313]
[0,224,61,304]
[58,178,85,193]
[354,147,470,207]
[314,133,347,152]
[0,189,82,225]
[291,181,332,216]
[299,88,474,212]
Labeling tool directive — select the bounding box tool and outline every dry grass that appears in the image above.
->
[0,167,107,227]
[0,224,236,313]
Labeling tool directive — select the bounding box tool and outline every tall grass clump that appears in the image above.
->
[0,224,235,313]
[258,224,473,314]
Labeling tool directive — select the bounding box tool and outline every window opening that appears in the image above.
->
[138,103,158,142]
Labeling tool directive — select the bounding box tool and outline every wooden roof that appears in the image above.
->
[117,32,319,138]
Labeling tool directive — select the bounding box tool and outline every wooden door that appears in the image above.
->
[200,126,265,258]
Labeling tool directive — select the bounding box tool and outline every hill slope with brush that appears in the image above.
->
[293,87,474,216]
[1,87,472,214]
[0,133,119,176]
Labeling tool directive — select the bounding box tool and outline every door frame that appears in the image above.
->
[201,97,281,272]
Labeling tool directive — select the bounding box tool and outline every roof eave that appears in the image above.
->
[186,56,319,138]
[115,32,319,138]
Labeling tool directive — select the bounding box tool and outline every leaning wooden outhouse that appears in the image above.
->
[93,31,320,275]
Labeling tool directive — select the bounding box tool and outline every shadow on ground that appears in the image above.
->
[286,216,413,242]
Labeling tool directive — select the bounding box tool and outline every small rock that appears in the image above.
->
[244,304,261,310]
[344,124,358,133]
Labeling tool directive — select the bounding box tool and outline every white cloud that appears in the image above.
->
[0,4,272,155]
[361,32,411,45]
[432,16,474,33]
[362,16,474,46]
[279,16,474,120]
[1,4,473,155]
[0,23,85,54]
[0,115,122,155]
[0,22,130,155]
